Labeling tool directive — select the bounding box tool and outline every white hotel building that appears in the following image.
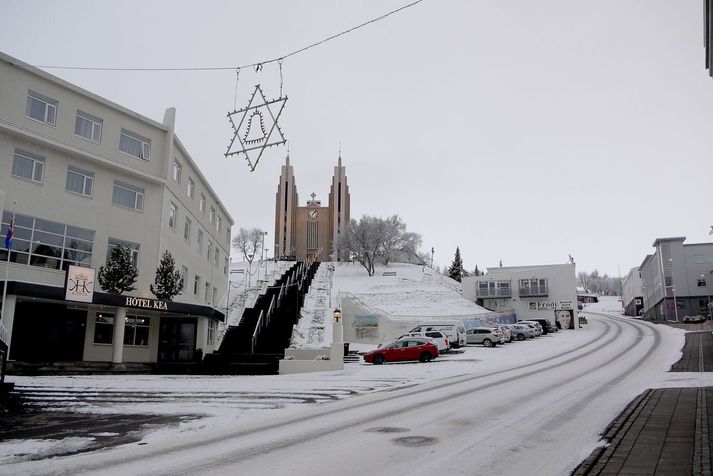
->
[0,51,233,368]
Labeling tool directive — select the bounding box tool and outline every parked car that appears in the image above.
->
[519,321,542,336]
[465,327,504,347]
[518,321,542,337]
[523,319,556,335]
[364,337,439,364]
[410,321,467,348]
[399,330,449,352]
[509,324,534,341]
[682,315,706,324]
[496,325,513,342]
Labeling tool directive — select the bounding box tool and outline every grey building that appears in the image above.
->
[0,51,233,367]
[639,237,713,321]
[462,263,578,329]
[621,267,644,317]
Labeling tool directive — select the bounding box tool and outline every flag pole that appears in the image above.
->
[1,201,16,324]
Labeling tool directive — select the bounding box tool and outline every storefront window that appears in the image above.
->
[124,316,150,346]
[94,313,114,344]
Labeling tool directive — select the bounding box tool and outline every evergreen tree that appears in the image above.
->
[448,246,465,282]
[150,250,183,300]
[473,264,481,276]
[98,243,138,295]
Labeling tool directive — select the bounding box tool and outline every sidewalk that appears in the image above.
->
[574,328,713,475]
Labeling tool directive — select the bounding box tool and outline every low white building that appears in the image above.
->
[621,267,644,316]
[0,51,233,368]
[462,263,578,329]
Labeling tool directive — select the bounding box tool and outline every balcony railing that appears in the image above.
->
[519,285,548,297]
[476,288,512,298]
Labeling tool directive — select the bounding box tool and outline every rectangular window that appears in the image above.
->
[169,202,178,229]
[194,275,201,295]
[26,90,57,126]
[12,149,45,183]
[119,129,151,160]
[197,229,203,253]
[214,248,220,267]
[184,217,192,241]
[212,286,217,306]
[226,227,231,244]
[205,282,210,302]
[699,278,707,287]
[224,257,229,275]
[187,177,195,199]
[74,111,102,142]
[112,181,144,211]
[172,159,182,183]
[107,238,140,267]
[210,206,216,224]
[200,194,206,213]
[207,320,216,346]
[65,165,94,197]
[181,266,188,291]
[124,316,150,346]
[217,215,222,232]
[207,239,213,261]
[93,313,114,344]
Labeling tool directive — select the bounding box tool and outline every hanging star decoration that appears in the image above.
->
[225,84,287,172]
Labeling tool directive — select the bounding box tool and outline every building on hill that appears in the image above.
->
[462,263,578,329]
[639,237,713,321]
[274,154,350,262]
[0,51,232,368]
[622,266,644,316]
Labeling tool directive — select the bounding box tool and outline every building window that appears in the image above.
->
[112,181,144,211]
[181,266,188,291]
[226,227,231,244]
[207,320,216,346]
[12,149,45,183]
[224,257,229,275]
[217,215,222,232]
[212,286,217,306]
[187,177,195,199]
[194,275,201,295]
[65,165,93,197]
[93,313,114,344]
[184,217,192,241]
[169,202,178,229]
[207,239,213,261]
[75,111,102,142]
[172,159,182,183]
[197,229,203,253]
[26,90,57,126]
[210,206,216,224]
[119,129,151,160]
[200,194,206,213]
[107,238,140,267]
[124,316,150,346]
[1,212,95,270]
[698,278,707,287]
[205,282,211,302]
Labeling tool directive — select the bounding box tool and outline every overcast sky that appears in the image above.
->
[1,1,711,276]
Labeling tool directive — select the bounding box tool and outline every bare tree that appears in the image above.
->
[231,227,265,266]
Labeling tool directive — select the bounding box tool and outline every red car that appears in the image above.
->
[363,337,439,365]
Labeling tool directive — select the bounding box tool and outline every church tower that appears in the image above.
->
[274,154,298,259]
[273,152,351,262]
[328,152,350,261]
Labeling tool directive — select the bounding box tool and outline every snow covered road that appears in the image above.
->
[4,312,697,475]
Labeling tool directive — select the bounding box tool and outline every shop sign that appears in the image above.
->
[558,300,574,310]
[529,301,557,311]
[65,265,95,303]
[124,296,169,311]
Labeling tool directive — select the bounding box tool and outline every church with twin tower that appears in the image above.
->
[274,154,350,262]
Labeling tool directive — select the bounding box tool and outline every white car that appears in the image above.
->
[399,330,449,352]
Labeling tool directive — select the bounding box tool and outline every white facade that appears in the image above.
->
[0,51,233,366]
[462,263,578,328]
[621,267,644,316]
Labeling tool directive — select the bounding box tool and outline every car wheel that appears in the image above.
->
[483,339,493,347]
[373,354,384,365]
[419,352,432,363]
[517,334,525,341]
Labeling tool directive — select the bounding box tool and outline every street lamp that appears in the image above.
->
[333,308,342,322]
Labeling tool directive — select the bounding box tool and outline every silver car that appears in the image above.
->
[509,324,534,341]
[466,327,504,347]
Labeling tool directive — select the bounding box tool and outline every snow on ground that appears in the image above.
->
[331,262,491,319]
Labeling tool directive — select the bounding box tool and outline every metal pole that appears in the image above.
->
[1,202,16,325]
